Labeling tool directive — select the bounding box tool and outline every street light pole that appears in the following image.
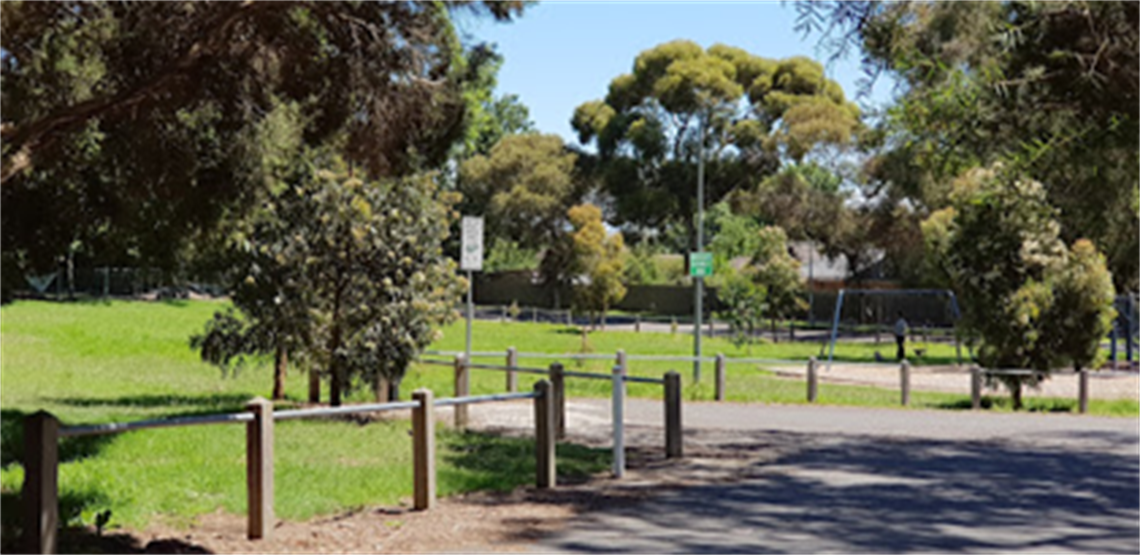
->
[693,115,706,383]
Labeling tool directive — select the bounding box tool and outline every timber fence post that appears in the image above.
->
[550,362,566,440]
[454,355,469,430]
[412,389,436,510]
[807,356,818,403]
[971,366,983,410]
[506,347,518,393]
[1078,369,1089,414]
[22,411,59,554]
[715,354,726,402]
[900,360,911,406]
[535,381,556,488]
[665,371,683,458]
[246,397,274,540]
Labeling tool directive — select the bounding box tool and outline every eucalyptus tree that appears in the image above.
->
[571,40,860,247]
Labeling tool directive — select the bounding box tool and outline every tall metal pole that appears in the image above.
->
[466,270,473,361]
[693,115,705,383]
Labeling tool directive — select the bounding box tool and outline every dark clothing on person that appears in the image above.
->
[894,317,908,361]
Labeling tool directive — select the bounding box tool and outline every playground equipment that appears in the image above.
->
[1109,293,1138,366]
[825,289,966,372]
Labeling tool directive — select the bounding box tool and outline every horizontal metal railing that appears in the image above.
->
[61,412,255,438]
[275,400,420,420]
[434,391,538,407]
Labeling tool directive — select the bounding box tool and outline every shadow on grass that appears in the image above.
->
[439,431,610,493]
[1,410,118,470]
[45,393,252,411]
[934,396,1079,414]
[3,487,206,554]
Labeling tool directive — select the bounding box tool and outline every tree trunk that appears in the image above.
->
[770,317,778,343]
[328,283,345,407]
[272,344,288,400]
[1011,380,1023,411]
[328,324,343,407]
[373,374,390,403]
[308,368,320,403]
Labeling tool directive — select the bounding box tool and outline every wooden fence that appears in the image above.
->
[21,387,556,554]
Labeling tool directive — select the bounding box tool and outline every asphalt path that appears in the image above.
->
[533,400,1140,553]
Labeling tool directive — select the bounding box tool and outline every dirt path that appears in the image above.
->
[765,362,1139,400]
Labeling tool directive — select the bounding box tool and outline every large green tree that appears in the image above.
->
[798,1,1139,291]
[571,40,860,248]
[194,160,463,406]
[922,164,1116,408]
[457,134,580,251]
[1,1,524,290]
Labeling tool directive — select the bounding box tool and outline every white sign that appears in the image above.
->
[461,216,484,271]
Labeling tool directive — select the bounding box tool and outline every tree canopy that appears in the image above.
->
[194,160,463,406]
[798,1,1139,290]
[457,133,580,252]
[1,1,525,283]
[922,164,1115,407]
[570,41,860,247]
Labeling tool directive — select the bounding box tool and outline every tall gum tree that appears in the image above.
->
[570,40,860,248]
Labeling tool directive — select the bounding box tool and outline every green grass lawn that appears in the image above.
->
[0,300,609,539]
[1,299,1134,538]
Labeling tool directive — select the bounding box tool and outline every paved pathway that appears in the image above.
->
[488,399,1140,553]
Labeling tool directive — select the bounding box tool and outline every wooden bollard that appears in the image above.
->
[550,363,566,440]
[715,354,726,402]
[534,381,556,488]
[665,372,683,458]
[22,411,59,554]
[246,398,274,540]
[615,349,627,376]
[454,355,469,430]
[807,357,818,403]
[635,315,641,333]
[506,347,518,393]
[971,366,982,410]
[412,389,435,510]
[1078,369,1089,414]
[900,360,911,406]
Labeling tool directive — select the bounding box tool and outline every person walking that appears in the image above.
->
[894,311,909,361]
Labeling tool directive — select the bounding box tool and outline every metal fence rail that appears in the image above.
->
[434,391,538,407]
[61,412,255,438]
[275,401,420,421]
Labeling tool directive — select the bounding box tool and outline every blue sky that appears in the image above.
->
[456,1,897,145]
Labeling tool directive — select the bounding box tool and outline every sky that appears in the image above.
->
[456,1,898,145]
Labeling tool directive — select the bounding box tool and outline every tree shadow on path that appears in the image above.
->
[541,429,1140,553]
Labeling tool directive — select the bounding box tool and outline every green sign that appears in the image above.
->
[689,252,713,277]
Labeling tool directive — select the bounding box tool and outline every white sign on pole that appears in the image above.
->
[461,216,484,271]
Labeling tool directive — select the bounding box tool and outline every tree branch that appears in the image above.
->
[0,1,267,187]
